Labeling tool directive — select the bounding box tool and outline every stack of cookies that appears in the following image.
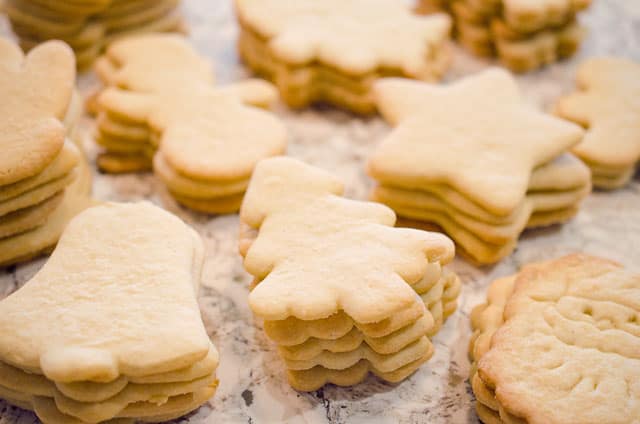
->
[418,0,591,72]
[0,38,92,267]
[3,0,184,69]
[555,57,640,189]
[92,34,214,173]
[235,0,452,114]
[0,202,219,423]
[239,157,460,391]
[93,34,287,213]
[368,70,589,264]
[469,254,640,423]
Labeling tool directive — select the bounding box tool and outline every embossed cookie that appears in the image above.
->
[93,34,287,214]
[239,157,459,391]
[5,0,185,69]
[0,202,218,423]
[469,254,639,423]
[368,70,588,264]
[555,57,640,189]
[235,0,452,113]
[0,37,92,267]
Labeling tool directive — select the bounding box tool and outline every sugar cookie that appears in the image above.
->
[240,157,459,390]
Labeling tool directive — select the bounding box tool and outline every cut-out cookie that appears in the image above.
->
[0,142,79,203]
[99,82,286,212]
[0,148,91,268]
[0,37,75,186]
[369,71,587,264]
[245,193,452,323]
[235,0,452,113]
[283,336,432,372]
[0,191,64,239]
[499,0,591,32]
[0,202,212,380]
[93,33,213,93]
[417,0,591,72]
[471,254,640,423]
[0,201,217,422]
[277,314,435,359]
[93,34,287,213]
[0,37,91,268]
[493,20,585,73]
[370,70,584,214]
[5,0,185,69]
[240,157,458,390]
[287,351,433,392]
[0,345,218,403]
[555,57,640,189]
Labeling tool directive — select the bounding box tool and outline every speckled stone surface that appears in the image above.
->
[0,1,639,423]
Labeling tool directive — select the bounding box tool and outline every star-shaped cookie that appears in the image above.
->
[368,69,584,215]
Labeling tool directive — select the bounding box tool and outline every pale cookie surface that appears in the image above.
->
[0,202,213,382]
[0,37,75,186]
[0,146,93,268]
[242,157,454,323]
[94,34,286,183]
[98,81,286,181]
[2,1,639,422]
[235,0,451,77]
[0,142,80,202]
[369,70,584,215]
[246,195,451,322]
[96,33,214,92]
[555,57,640,182]
[478,254,640,424]
[0,346,218,402]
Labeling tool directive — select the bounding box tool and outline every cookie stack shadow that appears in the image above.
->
[238,157,461,391]
[419,0,592,72]
[0,38,92,267]
[4,0,185,69]
[0,202,219,424]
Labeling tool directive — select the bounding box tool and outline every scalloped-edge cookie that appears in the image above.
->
[239,157,460,390]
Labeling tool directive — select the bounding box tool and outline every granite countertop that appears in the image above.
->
[1,1,639,423]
